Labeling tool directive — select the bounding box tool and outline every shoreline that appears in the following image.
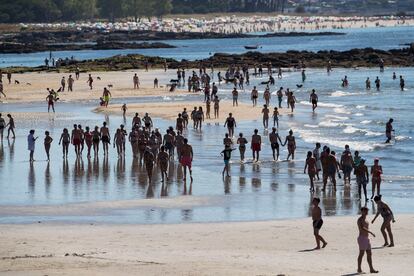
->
[1,214,413,275]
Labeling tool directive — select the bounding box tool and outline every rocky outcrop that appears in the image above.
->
[0,41,175,54]
[5,46,413,73]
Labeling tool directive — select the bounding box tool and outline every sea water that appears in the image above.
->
[1,26,414,67]
[0,65,413,224]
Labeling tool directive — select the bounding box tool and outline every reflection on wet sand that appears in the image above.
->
[8,138,14,162]
[44,162,51,198]
[28,163,35,198]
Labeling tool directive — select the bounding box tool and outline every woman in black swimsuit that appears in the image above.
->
[372,195,395,247]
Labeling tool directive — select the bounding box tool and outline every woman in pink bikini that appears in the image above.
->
[357,207,378,274]
[370,158,383,199]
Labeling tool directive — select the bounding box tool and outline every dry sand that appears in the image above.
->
[0,70,189,103]
[0,214,413,275]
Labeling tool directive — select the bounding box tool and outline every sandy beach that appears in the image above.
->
[0,70,190,103]
[1,214,413,275]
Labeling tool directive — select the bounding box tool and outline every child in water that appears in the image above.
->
[221,145,235,178]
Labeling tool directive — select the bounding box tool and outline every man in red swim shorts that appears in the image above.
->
[71,124,82,156]
[180,138,193,181]
[251,129,262,162]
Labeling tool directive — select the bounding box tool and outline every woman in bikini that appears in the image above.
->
[370,158,383,199]
[372,195,395,247]
[357,207,378,274]
[283,130,296,160]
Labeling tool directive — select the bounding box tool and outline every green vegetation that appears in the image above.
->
[0,0,412,23]
[0,0,172,23]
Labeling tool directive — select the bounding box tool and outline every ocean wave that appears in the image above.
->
[330,91,361,97]
[354,113,364,116]
[356,105,366,109]
[333,107,351,114]
[298,129,388,152]
[299,101,343,108]
[304,124,319,128]
[326,115,350,121]
[395,135,411,141]
[360,120,372,124]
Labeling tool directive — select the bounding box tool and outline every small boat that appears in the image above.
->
[244,45,259,50]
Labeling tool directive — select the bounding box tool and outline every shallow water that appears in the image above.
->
[1,26,414,67]
[0,66,413,224]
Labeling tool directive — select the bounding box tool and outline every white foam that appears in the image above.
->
[299,101,343,108]
[304,124,319,128]
[318,120,340,128]
[354,113,364,116]
[333,107,351,114]
[298,128,378,151]
[356,105,366,109]
[326,115,350,121]
[360,120,372,124]
[343,126,360,134]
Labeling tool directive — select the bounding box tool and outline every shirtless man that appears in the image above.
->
[340,145,354,184]
[305,151,317,192]
[269,127,282,161]
[182,108,189,128]
[0,113,5,140]
[232,87,238,106]
[100,122,110,155]
[262,104,270,129]
[180,139,193,181]
[132,113,141,128]
[87,74,93,90]
[46,92,55,113]
[251,86,258,106]
[385,118,394,143]
[144,147,155,183]
[310,89,318,111]
[191,107,198,129]
[399,75,405,91]
[311,198,327,249]
[355,159,369,201]
[163,129,175,158]
[357,207,378,274]
[176,113,184,133]
[6,114,15,139]
[322,149,340,191]
[277,87,283,108]
[375,77,381,91]
[224,113,236,137]
[60,77,66,91]
[263,87,271,106]
[175,131,185,161]
[68,75,74,92]
[251,129,262,162]
[0,80,6,98]
[133,73,140,89]
[366,77,371,90]
[223,133,233,148]
[102,87,111,107]
[143,113,153,132]
[213,96,220,119]
[158,146,169,182]
[288,91,297,113]
[71,124,82,155]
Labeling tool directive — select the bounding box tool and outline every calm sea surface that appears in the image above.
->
[1,26,414,68]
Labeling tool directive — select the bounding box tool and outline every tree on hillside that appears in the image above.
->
[97,0,125,22]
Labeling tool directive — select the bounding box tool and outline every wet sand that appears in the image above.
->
[1,215,413,275]
[95,101,287,123]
